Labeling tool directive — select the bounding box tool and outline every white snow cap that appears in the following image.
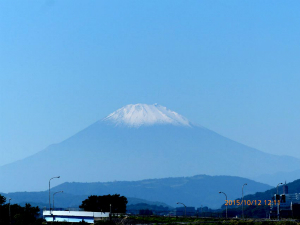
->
[103,104,191,128]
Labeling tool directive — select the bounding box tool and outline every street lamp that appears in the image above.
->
[219,191,228,219]
[49,176,60,213]
[110,204,112,221]
[242,183,247,219]
[53,191,63,211]
[9,198,11,225]
[177,202,186,217]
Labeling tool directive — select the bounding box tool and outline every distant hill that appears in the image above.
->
[1,191,169,210]
[0,104,299,192]
[218,179,300,218]
[2,175,270,209]
[230,179,300,204]
[48,175,271,209]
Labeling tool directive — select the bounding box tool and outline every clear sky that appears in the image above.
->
[1,0,300,166]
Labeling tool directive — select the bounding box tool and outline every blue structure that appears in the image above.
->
[43,210,109,223]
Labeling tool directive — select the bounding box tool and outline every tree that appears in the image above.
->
[0,194,6,206]
[139,209,153,215]
[0,202,43,225]
[80,194,128,213]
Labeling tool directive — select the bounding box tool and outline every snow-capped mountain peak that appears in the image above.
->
[102,104,191,127]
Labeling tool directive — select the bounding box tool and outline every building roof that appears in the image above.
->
[43,210,109,218]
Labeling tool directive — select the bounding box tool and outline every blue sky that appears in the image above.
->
[1,0,300,166]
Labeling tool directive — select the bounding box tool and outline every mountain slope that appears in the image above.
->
[0,104,299,192]
[232,178,300,203]
[1,191,169,210]
[3,175,271,209]
[253,169,300,186]
[51,175,271,209]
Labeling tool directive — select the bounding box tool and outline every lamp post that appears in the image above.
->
[49,176,60,213]
[177,202,186,217]
[242,183,247,219]
[219,191,228,219]
[110,204,112,221]
[277,182,283,220]
[53,191,63,211]
[9,198,11,225]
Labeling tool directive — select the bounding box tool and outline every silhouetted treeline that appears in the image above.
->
[80,194,128,213]
[0,194,44,225]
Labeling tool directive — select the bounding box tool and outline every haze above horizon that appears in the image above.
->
[1,1,300,166]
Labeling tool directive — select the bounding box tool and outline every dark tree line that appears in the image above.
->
[80,194,128,213]
[0,194,44,225]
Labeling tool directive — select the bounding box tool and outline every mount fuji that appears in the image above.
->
[0,103,299,192]
[103,103,191,127]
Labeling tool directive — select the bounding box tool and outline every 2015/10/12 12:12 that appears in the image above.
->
[225,200,280,206]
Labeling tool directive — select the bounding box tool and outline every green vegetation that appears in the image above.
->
[80,194,128,213]
[37,217,300,225]
[0,194,44,225]
[127,203,171,215]
[107,216,300,225]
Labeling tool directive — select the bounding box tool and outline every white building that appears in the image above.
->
[43,210,109,223]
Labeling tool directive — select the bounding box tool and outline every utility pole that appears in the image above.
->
[110,204,112,221]
[9,198,11,225]
[277,182,283,221]
[242,183,247,219]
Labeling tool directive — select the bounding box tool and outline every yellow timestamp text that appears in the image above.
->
[225,200,280,206]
